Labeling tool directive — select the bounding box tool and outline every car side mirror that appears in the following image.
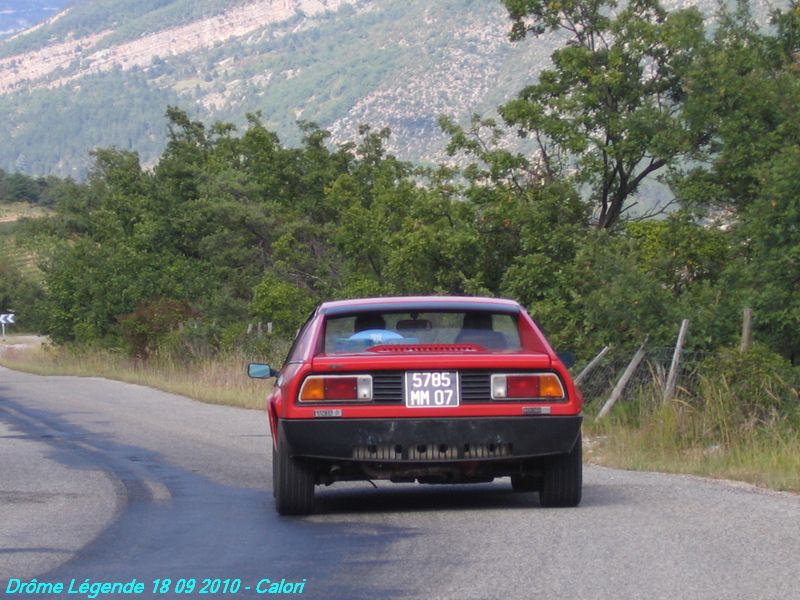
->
[247,363,278,379]
[557,352,575,369]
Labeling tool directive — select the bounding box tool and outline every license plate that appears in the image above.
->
[404,371,460,407]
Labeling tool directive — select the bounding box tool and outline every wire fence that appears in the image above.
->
[576,346,712,408]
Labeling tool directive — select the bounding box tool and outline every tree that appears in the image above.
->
[733,147,800,364]
[500,0,707,228]
[670,2,800,362]
[625,213,729,295]
[674,1,800,212]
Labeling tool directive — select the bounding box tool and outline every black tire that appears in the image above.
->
[539,433,582,508]
[271,444,277,498]
[510,474,539,492]
[274,441,315,516]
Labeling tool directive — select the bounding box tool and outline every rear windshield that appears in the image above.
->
[323,311,521,354]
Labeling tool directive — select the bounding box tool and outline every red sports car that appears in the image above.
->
[248,296,582,515]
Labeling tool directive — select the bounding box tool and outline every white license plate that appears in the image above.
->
[404,371,460,407]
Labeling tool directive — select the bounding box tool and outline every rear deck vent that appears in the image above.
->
[367,344,482,353]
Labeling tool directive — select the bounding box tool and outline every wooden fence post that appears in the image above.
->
[597,338,648,420]
[663,319,689,403]
[740,308,752,352]
[574,345,611,386]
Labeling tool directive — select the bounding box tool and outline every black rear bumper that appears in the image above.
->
[279,416,582,463]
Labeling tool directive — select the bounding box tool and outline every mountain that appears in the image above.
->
[0,0,780,178]
[0,0,72,40]
[0,0,557,177]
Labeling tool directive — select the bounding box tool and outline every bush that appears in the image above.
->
[250,276,316,337]
[116,299,199,358]
[219,322,294,367]
[695,345,799,442]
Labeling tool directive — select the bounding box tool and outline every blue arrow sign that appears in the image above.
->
[0,314,15,324]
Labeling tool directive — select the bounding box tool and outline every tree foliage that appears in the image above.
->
[500,0,707,228]
[5,0,799,369]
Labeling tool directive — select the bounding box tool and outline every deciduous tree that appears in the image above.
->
[500,0,707,228]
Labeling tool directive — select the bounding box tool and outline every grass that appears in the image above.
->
[585,419,800,492]
[0,340,273,410]
[584,374,800,493]
[0,202,49,222]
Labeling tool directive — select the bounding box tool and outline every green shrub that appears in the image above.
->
[696,344,799,426]
[117,299,199,358]
[657,344,800,449]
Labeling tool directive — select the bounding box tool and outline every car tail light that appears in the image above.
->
[491,373,565,400]
[299,375,373,402]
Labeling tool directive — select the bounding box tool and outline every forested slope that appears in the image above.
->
[0,0,553,176]
[1,0,780,178]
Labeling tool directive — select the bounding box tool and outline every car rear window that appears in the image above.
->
[323,311,521,354]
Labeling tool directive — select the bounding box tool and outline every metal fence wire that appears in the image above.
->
[576,346,711,407]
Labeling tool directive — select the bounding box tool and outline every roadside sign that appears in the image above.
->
[1,313,14,337]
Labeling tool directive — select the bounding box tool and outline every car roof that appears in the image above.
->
[319,296,522,316]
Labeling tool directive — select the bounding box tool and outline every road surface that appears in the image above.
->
[1,365,798,599]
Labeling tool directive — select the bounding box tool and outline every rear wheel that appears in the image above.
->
[510,474,539,492]
[271,444,277,498]
[539,433,582,508]
[274,441,315,516]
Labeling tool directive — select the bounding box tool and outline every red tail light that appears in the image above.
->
[299,375,373,402]
[324,377,358,400]
[507,375,540,398]
[491,373,565,400]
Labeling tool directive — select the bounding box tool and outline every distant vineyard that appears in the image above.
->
[0,208,45,279]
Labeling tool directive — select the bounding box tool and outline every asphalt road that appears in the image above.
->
[1,365,799,600]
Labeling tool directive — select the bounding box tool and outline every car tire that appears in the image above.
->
[271,444,277,498]
[510,474,539,492]
[539,433,582,508]
[274,441,315,516]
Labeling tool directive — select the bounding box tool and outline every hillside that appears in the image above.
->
[0,0,72,39]
[0,0,560,176]
[0,0,780,177]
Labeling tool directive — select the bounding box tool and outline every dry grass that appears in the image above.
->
[584,377,800,493]
[0,343,272,410]
[586,424,800,493]
[0,202,49,223]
